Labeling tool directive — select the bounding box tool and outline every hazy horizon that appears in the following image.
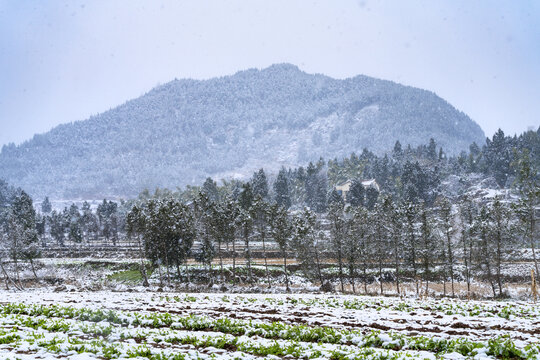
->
[1,0,539,147]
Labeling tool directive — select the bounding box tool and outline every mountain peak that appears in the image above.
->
[0,65,485,198]
[262,63,302,73]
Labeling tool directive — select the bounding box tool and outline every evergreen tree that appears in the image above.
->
[238,182,254,210]
[384,196,403,295]
[269,204,293,292]
[484,129,512,186]
[328,189,344,206]
[513,150,540,282]
[49,210,66,246]
[292,208,324,285]
[80,201,98,242]
[251,196,272,286]
[490,197,512,297]
[126,204,150,286]
[68,204,82,243]
[392,140,403,160]
[437,197,456,297]
[273,168,291,209]
[328,202,348,292]
[193,193,217,284]
[473,205,497,297]
[419,204,436,296]
[350,206,370,293]
[41,197,52,214]
[305,162,318,209]
[403,201,420,295]
[368,200,390,295]
[365,187,379,210]
[251,169,269,200]
[347,179,365,207]
[202,177,220,203]
[9,191,39,281]
[459,196,476,297]
[427,138,437,161]
[237,207,254,284]
[314,175,328,213]
[97,200,118,245]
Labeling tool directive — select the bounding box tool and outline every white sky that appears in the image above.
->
[1,0,539,147]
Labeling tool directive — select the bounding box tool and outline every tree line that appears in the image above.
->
[0,127,538,296]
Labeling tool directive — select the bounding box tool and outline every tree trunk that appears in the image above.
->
[244,228,253,284]
[0,261,21,291]
[261,233,271,288]
[363,265,368,294]
[283,253,290,292]
[349,264,356,294]
[232,238,237,284]
[530,210,539,283]
[314,247,323,285]
[218,239,224,283]
[446,233,455,298]
[29,259,38,280]
[137,236,149,287]
[379,260,384,295]
[337,245,344,293]
[185,262,191,284]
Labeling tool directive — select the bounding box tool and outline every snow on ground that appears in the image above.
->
[0,290,537,359]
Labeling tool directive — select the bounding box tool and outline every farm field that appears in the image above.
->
[0,291,538,359]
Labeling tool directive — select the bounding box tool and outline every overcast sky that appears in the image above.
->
[1,0,539,147]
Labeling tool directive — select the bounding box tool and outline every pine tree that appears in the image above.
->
[269,204,292,292]
[328,189,344,206]
[427,138,437,161]
[350,206,369,294]
[202,177,220,203]
[68,204,82,243]
[437,197,456,297]
[459,196,476,298]
[365,187,379,210]
[369,200,389,295]
[314,176,327,213]
[193,193,217,284]
[473,205,497,297]
[126,204,150,286]
[9,191,39,281]
[419,204,436,296]
[513,150,540,282]
[273,168,291,209]
[328,202,347,293]
[392,140,403,160]
[384,196,402,295]
[41,197,52,214]
[81,201,98,242]
[49,210,66,246]
[239,183,254,210]
[292,208,324,285]
[484,129,512,186]
[348,179,365,207]
[403,201,420,295]
[251,169,269,200]
[251,197,272,286]
[490,197,512,297]
[237,207,254,284]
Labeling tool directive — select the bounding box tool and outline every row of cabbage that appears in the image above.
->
[0,303,538,359]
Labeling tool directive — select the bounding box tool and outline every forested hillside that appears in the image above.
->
[0,128,538,297]
[0,64,484,199]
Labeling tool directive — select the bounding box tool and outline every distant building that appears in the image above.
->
[334,179,380,201]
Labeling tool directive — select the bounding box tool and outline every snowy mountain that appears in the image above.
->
[0,64,485,199]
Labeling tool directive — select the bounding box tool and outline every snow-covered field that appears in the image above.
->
[0,290,538,359]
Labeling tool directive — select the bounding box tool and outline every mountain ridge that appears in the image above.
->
[0,64,485,199]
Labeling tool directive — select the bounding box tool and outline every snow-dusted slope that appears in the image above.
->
[0,64,484,198]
